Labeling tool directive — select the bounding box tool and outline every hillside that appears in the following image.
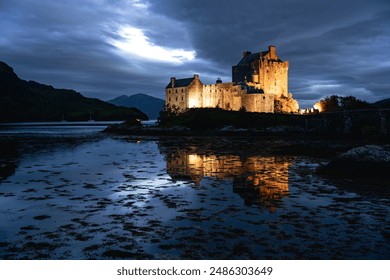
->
[0,61,148,122]
[108,93,165,119]
[373,98,390,108]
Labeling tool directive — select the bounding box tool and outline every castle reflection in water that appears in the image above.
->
[164,148,290,212]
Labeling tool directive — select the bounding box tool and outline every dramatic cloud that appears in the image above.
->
[1,0,389,107]
[111,25,195,63]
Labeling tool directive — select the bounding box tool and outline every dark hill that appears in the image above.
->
[373,98,390,108]
[107,93,165,119]
[0,61,147,122]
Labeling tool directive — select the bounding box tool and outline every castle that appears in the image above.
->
[165,45,299,113]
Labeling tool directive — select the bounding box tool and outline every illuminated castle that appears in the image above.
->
[165,45,299,113]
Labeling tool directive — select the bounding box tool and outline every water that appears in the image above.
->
[0,121,120,135]
[0,124,389,259]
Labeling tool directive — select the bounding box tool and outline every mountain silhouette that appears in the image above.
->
[373,98,390,108]
[0,61,147,122]
[108,93,165,119]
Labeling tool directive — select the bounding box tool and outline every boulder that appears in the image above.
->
[319,145,390,181]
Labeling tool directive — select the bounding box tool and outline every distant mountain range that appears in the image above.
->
[107,93,165,119]
[0,61,147,122]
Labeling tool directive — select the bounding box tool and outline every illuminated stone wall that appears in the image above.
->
[259,59,289,98]
[165,45,298,113]
[165,86,188,111]
[202,83,242,109]
[244,93,274,112]
[165,75,204,111]
[188,75,203,109]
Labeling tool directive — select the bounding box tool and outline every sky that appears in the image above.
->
[1,0,389,108]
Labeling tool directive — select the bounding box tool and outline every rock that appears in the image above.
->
[167,126,190,132]
[219,126,248,132]
[337,145,390,163]
[319,145,390,181]
[219,126,235,132]
[266,125,302,133]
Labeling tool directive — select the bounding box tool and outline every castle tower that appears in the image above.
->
[258,45,288,97]
[232,45,288,97]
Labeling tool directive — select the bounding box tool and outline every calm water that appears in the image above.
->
[0,124,389,259]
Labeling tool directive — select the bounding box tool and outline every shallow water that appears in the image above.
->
[0,127,389,259]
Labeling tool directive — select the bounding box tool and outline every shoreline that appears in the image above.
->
[103,122,390,143]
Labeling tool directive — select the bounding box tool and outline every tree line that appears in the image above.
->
[316,95,372,112]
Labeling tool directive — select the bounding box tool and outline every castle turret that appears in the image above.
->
[268,45,277,60]
[170,77,176,88]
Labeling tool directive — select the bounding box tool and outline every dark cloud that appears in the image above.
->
[1,0,389,108]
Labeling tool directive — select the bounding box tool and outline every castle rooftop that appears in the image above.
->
[166,74,200,89]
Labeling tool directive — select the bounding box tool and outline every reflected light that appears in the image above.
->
[166,151,290,211]
[111,26,196,63]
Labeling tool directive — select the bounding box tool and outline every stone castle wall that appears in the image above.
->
[259,60,288,97]
[165,86,188,111]
[188,77,203,108]
[166,83,275,113]
[165,45,298,113]
[244,93,274,112]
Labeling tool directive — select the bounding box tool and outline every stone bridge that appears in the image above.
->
[301,109,390,137]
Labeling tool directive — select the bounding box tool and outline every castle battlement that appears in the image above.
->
[166,45,299,113]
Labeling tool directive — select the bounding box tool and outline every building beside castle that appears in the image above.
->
[165,45,299,113]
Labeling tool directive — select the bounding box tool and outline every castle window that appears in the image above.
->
[181,88,184,92]
[176,97,178,101]
[169,97,171,102]
[181,96,184,101]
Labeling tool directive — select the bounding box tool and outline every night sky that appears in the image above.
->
[1,0,389,108]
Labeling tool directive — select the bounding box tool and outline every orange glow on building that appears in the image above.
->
[188,97,201,108]
[313,102,323,112]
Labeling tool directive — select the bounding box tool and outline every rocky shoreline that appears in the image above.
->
[103,122,309,137]
[318,145,390,185]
